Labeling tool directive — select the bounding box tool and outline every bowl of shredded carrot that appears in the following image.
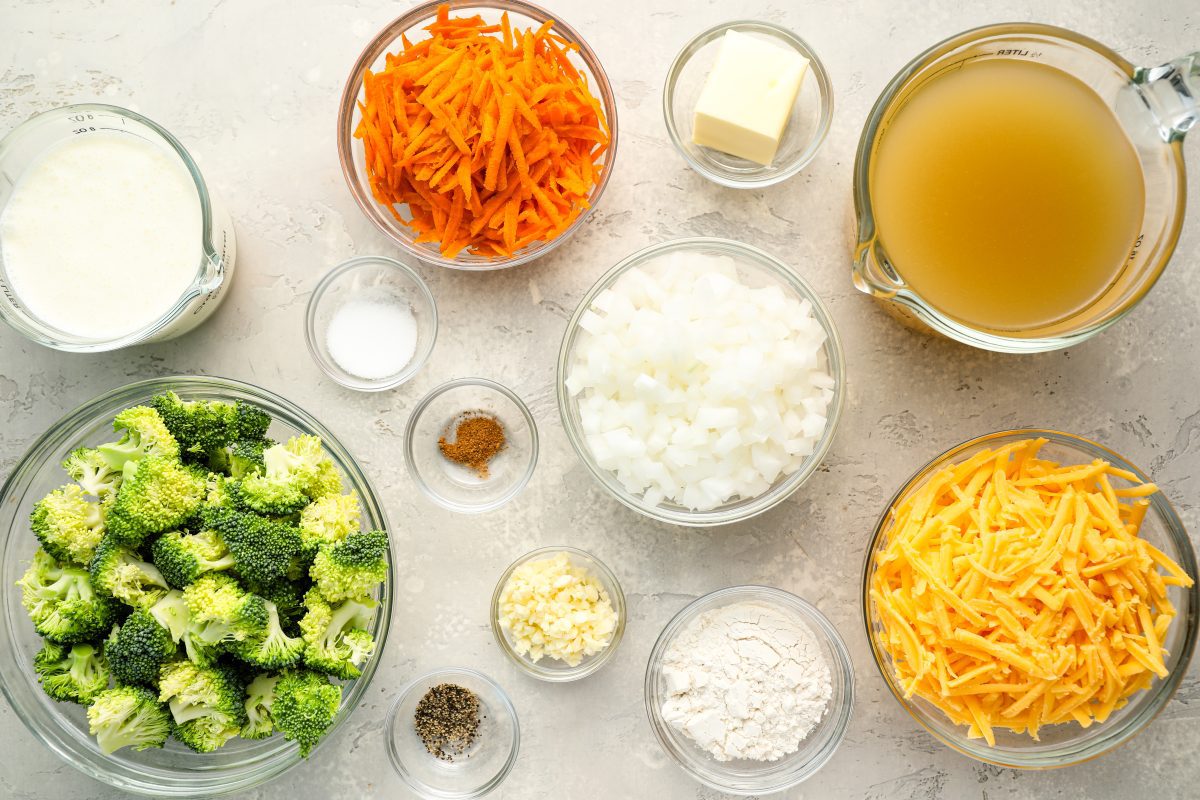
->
[338,1,617,270]
[862,430,1199,769]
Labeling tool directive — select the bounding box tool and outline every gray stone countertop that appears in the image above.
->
[2,0,1198,798]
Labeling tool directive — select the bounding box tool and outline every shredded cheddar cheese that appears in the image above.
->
[870,438,1194,745]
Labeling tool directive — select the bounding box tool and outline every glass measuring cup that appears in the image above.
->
[0,104,237,352]
[853,24,1198,353]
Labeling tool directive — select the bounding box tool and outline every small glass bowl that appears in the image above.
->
[490,546,626,682]
[644,586,854,795]
[337,0,618,270]
[556,237,846,527]
[404,378,538,513]
[863,430,1200,768]
[663,21,833,188]
[386,668,520,799]
[305,256,437,391]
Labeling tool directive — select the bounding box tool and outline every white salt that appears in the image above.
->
[325,298,418,380]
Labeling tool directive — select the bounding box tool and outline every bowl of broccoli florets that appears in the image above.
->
[0,376,393,796]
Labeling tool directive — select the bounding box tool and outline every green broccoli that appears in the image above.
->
[271,668,342,757]
[235,599,305,670]
[89,536,171,609]
[33,641,110,704]
[105,456,206,548]
[298,589,377,680]
[230,438,272,480]
[148,589,219,666]
[150,391,270,459]
[247,577,310,628]
[96,406,179,472]
[157,661,247,753]
[181,573,268,649]
[298,492,360,560]
[30,484,107,566]
[233,474,310,516]
[309,529,388,603]
[263,435,342,500]
[202,505,303,586]
[241,673,279,739]
[19,549,118,643]
[86,685,171,754]
[62,447,123,499]
[104,610,177,686]
[150,529,235,588]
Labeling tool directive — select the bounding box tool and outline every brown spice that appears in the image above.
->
[438,413,506,478]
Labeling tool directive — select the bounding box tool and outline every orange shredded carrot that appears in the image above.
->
[354,4,610,259]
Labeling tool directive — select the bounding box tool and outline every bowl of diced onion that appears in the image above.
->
[556,237,845,527]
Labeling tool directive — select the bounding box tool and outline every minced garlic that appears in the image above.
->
[497,552,616,666]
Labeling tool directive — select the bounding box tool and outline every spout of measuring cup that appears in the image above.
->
[852,237,905,298]
[1135,52,1200,142]
[197,254,226,294]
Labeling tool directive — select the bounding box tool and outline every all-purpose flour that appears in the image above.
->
[660,601,832,761]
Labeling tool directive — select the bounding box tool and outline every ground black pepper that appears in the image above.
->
[413,683,483,762]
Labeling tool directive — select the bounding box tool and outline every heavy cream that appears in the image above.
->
[0,132,204,340]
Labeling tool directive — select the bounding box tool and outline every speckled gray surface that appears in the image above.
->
[2,0,1199,798]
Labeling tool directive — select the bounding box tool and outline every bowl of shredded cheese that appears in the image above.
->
[863,430,1199,768]
[490,546,625,681]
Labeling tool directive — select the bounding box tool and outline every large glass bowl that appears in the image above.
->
[862,430,1200,768]
[336,0,618,271]
[0,376,394,796]
[556,237,846,526]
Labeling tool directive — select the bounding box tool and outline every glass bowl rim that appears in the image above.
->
[0,374,394,796]
[859,428,1200,768]
[488,545,627,682]
[402,377,540,514]
[643,584,855,794]
[555,236,846,527]
[335,0,619,271]
[303,254,439,392]
[661,19,834,189]
[384,666,521,799]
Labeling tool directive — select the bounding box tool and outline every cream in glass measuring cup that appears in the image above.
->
[853,24,1199,353]
[0,104,236,352]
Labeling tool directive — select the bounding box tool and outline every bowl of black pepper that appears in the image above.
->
[386,667,520,799]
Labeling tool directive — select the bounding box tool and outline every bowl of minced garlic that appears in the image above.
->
[864,431,1199,768]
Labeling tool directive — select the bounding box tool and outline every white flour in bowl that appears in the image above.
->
[660,601,832,761]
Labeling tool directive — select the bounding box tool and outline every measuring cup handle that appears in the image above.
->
[1136,52,1200,142]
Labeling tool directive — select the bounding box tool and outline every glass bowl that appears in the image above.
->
[663,21,833,189]
[489,546,626,682]
[644,586,854,795]
[556,237,846,527]
[862,430,1200,769]
[386,668,520,799]
[304,255,437,391]
[0,376,394,797]
[336,0,618,270]
[404,378,539,513]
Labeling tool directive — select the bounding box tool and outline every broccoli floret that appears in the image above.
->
[230,438,272,480]
[104,610,177,686]
[86,684,171,754]
[298,492,360,561]
[148,590,219,666]
[19,550,118,643]
[150,392,271,461]
[105,457,207,548]
[202,506,303,587]
[241,673,279,739]
[247,577,309,627]
[299,589,377,680]
[181,573,267,649]
[89,536,171,609]
[150,529,235,588]
[34,641,110,704]
[309,529,388,603]
[157,661,247,753]
[233,474,310,516]
[96,406,179,473]
[30,484,107,566]
[235,599,305,670]
[62,447,123,499]
[271,669,341,757]
[263,436,342,500]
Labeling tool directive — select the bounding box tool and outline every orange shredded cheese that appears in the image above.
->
[870,438,1193,745]
[354,4,610,259]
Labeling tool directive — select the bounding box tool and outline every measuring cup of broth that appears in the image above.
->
[0,104,236,352]
[853,24,1198,353]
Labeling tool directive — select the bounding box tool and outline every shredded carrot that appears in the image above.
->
[354,4,610,259]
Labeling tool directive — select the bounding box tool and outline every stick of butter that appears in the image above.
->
[692,30,809,166]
